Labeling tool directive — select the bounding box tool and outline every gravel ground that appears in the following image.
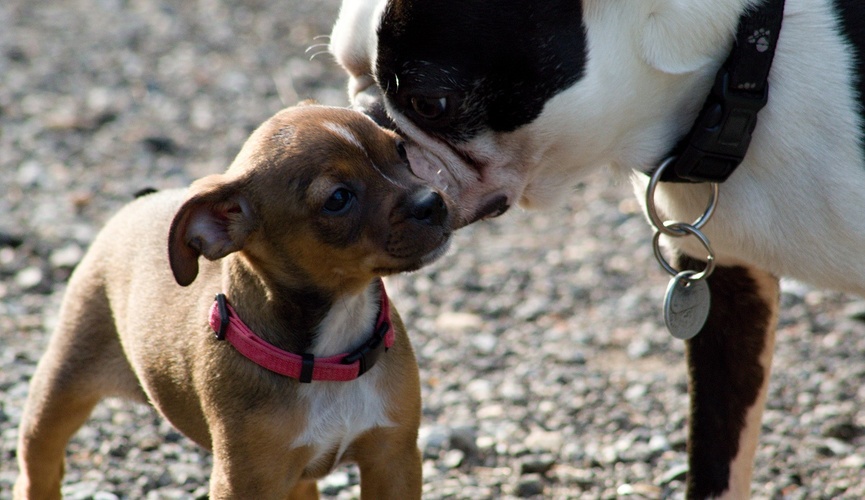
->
[2,1,865,498]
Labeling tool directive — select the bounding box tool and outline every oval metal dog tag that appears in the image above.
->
[664,271,711,340]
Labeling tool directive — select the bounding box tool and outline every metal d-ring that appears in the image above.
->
[651,222,716,281]
[646,157,720,237]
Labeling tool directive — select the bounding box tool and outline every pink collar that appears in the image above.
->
[208,281,394,383]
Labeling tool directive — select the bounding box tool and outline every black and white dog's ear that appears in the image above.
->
[637,0,744,74]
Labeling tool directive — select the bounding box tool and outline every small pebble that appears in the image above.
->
[516,473,545,497]
[319,470,351,495]
[15,267,43,290]
[50,243,84,268]
[520,454,556,475]
[442,449,465,469]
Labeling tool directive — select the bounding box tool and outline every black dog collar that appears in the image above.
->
[653,0,786,183]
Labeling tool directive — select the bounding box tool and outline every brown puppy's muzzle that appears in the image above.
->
[385,187,452,264]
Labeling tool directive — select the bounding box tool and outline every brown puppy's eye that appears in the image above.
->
[410,96,447,120]
[323,188,355,215]
[396,140,408,162]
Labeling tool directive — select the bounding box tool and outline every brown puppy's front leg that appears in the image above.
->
[678,256,780,500]
[286,479,320,500]
[207,415,318,500]
[353,428,422,499]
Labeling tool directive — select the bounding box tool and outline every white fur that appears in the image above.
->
[324,121,365,150]
[311,284,379,357]
[330,0,387,94]
[637,0,755,74]
[292,284,394,467]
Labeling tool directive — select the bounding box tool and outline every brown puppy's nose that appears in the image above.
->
[409,189,447,226]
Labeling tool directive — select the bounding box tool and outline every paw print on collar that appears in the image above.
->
[747,28,771,53]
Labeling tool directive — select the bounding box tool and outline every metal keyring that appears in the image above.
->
[651,222,716,281]
[646,157,720,237]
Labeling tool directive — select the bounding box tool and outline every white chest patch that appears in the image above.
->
[292,285,395,466]
[294,372,394,468]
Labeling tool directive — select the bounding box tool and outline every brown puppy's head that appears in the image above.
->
[168,104,454,294]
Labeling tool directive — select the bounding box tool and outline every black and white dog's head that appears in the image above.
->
[331,0,750,227]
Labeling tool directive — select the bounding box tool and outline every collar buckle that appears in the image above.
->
[665,68,769,183]
[215,293,230,341]
[341,321,390,376]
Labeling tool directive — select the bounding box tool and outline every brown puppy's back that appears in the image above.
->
[62,189,219,446]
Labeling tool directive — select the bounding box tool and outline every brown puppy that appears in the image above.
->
[14,104,453,499]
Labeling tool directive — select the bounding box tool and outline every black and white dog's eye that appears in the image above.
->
[323,188,355,215]
[396,140,408,162]
[410,96,447,120]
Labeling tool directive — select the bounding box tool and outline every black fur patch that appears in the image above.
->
[133,187,158,198]
[376,0,588,142]
[833,1,865,144]
[677,256,776,499]
[267,282,333,354]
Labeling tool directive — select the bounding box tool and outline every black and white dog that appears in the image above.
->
[330,1,865,498]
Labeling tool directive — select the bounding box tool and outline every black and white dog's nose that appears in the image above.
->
[409,189,447,226]
[353,86,396,130]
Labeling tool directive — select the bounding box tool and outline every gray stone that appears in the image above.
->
[520,454,557,475]
[320,470,352,495]
[658,464,689,485]
[418,425,451,459]
[516,473,545,497]
[50,244,84,268]
[442,449,465,469]
[15,267,43,290]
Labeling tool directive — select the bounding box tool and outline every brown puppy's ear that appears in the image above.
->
[168,174,257,286]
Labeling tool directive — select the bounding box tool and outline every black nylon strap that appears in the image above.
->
[727,3,785,95]
[657,0,786,183]
[299,353,315,383]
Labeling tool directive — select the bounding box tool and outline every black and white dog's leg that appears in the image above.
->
[677,255,780,499]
